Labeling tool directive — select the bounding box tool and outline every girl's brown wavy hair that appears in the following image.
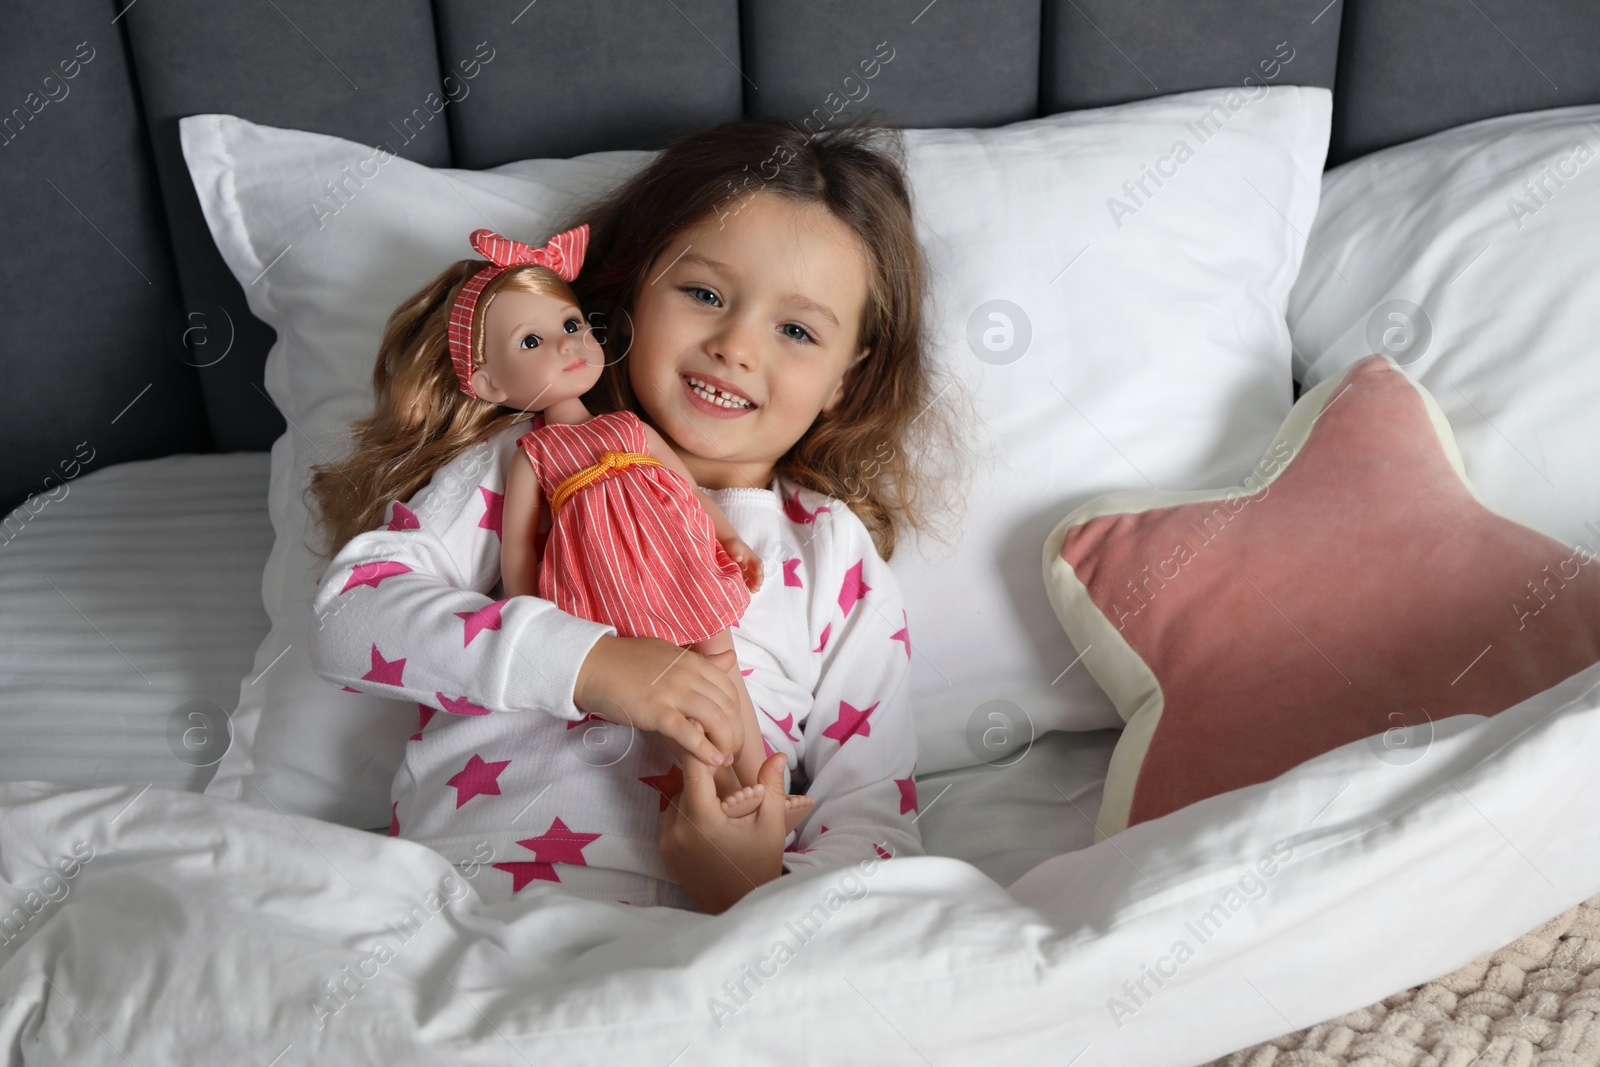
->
[307,112,969,564]
[576,113,969,561]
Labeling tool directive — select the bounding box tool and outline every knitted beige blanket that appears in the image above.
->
[1208,891,1600,1066]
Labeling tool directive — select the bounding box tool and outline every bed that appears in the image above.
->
[5,1,1600,1064]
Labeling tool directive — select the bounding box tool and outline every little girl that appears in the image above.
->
[305,115,965,913]
[448,223,810,826]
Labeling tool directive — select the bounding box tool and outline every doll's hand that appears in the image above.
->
[722,537,763,593]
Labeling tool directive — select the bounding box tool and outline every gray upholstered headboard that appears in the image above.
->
[3,0,1597,515]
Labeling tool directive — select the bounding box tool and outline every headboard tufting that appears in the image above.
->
[2,0,1597,515]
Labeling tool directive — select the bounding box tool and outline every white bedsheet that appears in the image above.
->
[0,453,273,792]
[915,729,1119,888]
[5,660,1598,1065]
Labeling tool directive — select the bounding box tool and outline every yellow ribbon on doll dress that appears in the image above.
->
[548,449,664,514]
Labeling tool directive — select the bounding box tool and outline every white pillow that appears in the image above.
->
[1287,103,1600,551]
[185,86,1328,823]
[898,85,1330,771]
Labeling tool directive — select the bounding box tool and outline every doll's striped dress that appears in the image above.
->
[516,409,749,646]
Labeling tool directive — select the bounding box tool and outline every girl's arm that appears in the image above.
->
[499,444,542,599]
[782,507,922,874]
[307,420,616,722]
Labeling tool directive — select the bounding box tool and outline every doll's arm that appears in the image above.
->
[500,447,542,599]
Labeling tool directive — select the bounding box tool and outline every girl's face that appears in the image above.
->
[472,287,603,412]
[627,190,871,491]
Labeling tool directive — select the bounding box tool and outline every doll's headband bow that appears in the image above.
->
[448,224,590,399]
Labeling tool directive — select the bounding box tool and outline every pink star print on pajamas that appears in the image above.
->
[361,645,406,687]
[895,771,919,815]
[762,708,800,742]
[446,753,511,807]
[814,622,831,654]
[785,824,829,856]
[478,486,504,539]
[385,502,420,531]
[781,487,831,525]
[339,560,412,594]
[890,609,911,658]
[437,693,491,716]
[822,700,878,745]
[454,599,507,645]
[639,765,684,811]
[487,815,609,893]
[837,560,871,617]
[492,861,559,892]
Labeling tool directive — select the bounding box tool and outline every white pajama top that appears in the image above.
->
[306,417,922,907]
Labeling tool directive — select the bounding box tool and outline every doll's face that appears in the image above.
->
[471,287,603,412]
[626,190,871,491]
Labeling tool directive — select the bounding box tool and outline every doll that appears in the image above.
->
[450,226,813,828]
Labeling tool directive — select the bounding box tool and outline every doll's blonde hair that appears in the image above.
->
[304,258,581,562]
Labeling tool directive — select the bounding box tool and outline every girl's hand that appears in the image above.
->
[573,635,743,769]
[660,750,788,914]
[722,536,763,592]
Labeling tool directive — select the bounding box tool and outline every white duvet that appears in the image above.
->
[4,659,1599,1066]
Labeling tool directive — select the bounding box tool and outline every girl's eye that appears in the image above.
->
[563,317,582,334]
[518,333,541,349]
[681,285,814,344]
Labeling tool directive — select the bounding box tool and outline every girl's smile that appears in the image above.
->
[681,371,756,416]
[627,190,871,491]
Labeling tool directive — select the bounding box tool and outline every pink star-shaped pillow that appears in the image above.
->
[1045,356,1600,838]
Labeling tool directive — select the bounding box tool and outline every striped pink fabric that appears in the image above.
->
[517,410,750,646]
[448,224,590,399]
